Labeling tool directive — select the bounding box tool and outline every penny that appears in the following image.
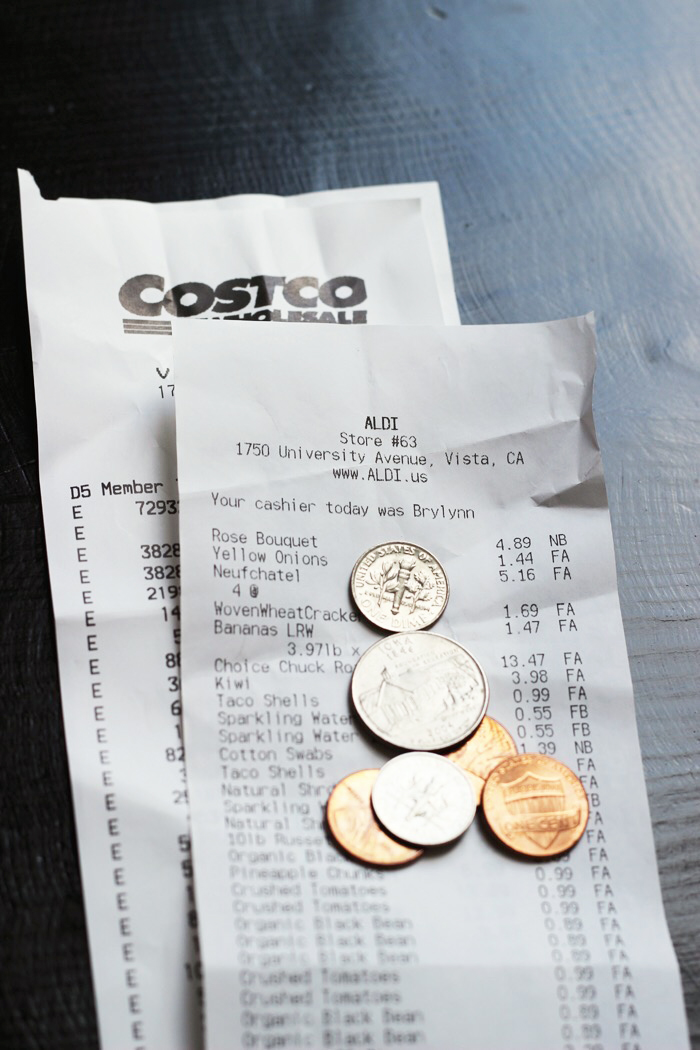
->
[350,541,449,632]
[351,631,489,750]
[446,716,518,803]
[326,769,423,866]
[481,753,589,857]
[371,752,477,847]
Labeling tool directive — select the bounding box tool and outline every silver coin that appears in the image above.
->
[350,541,449,632]
[351,632,489,750]
[371,752,477,846]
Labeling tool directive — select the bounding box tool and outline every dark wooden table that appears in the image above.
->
[2,2,698,1047]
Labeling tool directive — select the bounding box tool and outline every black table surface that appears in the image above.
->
[2,2,699,1048]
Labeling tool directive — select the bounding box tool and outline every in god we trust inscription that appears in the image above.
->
[351,541,449,632]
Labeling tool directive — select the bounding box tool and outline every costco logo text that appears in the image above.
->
[119,273,368,325]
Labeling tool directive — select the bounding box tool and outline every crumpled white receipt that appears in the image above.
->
[173,318,690,1050]
[19,170,458,1050]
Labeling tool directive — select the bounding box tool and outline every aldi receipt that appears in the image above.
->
[173,319,690,1050]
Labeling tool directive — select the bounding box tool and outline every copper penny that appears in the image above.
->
[446,717,518,804]
[481,753,589,857]
[326,769,423,866]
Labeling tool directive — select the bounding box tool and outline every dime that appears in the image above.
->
[446,716,518,804]
[326,769,423,866]
[481,753,589,857]
[371,752,477,847]
[350,541,449,632]
[351,631,489,750]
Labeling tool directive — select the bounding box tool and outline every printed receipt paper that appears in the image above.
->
[174,320,690,1050]
[19,171,458,1050]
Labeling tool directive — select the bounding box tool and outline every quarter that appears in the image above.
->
[371,752,477,846]
[351,631,489,750]
[350,541,449,632]
[326,769,423,866]
[481,753,589,857]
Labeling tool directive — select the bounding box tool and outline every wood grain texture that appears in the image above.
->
[1,0,698,1046]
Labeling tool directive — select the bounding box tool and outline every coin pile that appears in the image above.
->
[326,541,589,865]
